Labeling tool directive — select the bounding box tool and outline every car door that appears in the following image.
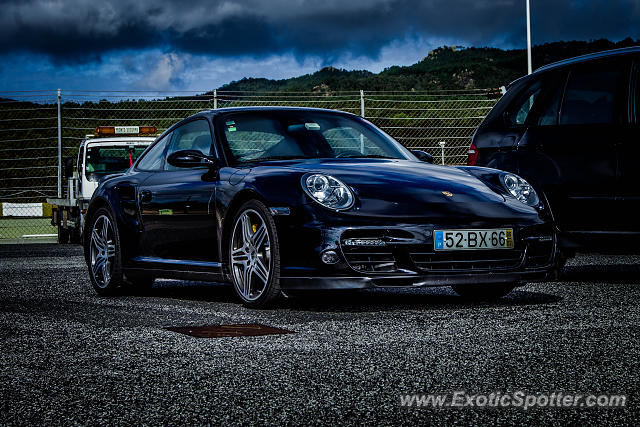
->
[137,118,219,262]
[617,56,640,231]
[517,58,626,232]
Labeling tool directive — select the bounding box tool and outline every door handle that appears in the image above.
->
[139,190,152,204]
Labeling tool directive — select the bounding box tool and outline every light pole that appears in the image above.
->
[526,0,532,74]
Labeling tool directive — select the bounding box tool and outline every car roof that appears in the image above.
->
[157,107,361,139]
[535,46,640,73]
[508,46,640,88]
[194,106,360,118]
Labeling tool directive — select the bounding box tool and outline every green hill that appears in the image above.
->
[218,38,639,92]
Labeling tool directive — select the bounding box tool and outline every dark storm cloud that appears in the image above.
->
[0,0,638,63]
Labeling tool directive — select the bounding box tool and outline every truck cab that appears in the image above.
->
[48,126,157,243]
[78,137,154,201]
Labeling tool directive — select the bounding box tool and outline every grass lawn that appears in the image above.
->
[0,217,57,241]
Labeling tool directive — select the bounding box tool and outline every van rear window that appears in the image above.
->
[560,68,621,125]
[509,80,542,125]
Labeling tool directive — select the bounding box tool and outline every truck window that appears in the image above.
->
[85,145,147,179]
[137,133,171,171]
[559,64,622,125]
[508,80,542,125]
[77,145,84,176]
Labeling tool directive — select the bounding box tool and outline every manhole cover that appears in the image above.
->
[165,323,295,338]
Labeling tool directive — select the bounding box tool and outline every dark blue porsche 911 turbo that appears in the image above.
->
[84,107,558,307]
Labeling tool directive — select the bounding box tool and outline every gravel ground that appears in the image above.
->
[1,244,639,425]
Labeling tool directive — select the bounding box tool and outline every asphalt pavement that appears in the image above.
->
[1,244,639,425]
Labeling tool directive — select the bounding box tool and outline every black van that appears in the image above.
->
[471,47,640,256]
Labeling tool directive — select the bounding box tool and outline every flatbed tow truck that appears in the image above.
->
[47,125,157,243]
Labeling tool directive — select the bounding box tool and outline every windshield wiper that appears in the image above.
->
[239,155,311,163]
[337,154,395,159]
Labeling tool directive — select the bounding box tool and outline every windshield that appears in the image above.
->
[217,111,413,164]
[85,145,147,178]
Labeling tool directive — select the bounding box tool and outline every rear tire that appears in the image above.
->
[86,207,125,296]
[451,283,516,300]
[69,227,82,244]
[228,200,282,308]
[57,225,69,244]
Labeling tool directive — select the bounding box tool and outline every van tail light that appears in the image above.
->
[467,142,478,166]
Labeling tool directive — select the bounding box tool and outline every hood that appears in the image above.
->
[251,158,539,223]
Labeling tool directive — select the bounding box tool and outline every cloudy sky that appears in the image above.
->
[0,0,638,92]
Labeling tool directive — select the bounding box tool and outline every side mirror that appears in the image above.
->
[167,150,218,168]
[411,150,434,164]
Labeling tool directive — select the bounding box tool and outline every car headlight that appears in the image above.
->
[302,173,354,210]
[500,173,539,207]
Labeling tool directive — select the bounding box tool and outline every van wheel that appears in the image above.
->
[551,250,571,280]
[451,283,516,300]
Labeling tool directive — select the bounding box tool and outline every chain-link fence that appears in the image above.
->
[0,89,501,242]
[0,91,60,242]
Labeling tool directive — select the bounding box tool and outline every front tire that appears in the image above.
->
[86,207,125,295]
[228,200,281,308]
[451,283,516,300]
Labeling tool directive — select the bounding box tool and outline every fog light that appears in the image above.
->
[321,250,340,264]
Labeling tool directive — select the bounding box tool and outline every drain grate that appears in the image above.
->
[165,323,295,338]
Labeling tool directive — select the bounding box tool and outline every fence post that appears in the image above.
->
[360,90,365,118]
[57,88,62,198]
[213,89,218,109]
[438,141,446,165]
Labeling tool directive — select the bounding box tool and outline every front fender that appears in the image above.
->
[85,177,143,265]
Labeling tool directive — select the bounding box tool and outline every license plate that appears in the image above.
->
[434,228,514,251]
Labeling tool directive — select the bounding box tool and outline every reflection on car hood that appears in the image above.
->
[253,158,537,222]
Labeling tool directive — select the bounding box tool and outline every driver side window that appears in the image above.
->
[164,119,213,171]
[137,132,172,171]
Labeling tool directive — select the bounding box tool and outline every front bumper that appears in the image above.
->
[280,269,549,290]
[274,207,557,289]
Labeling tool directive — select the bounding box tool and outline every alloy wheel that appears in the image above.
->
[90,214,116,288]
[230,209,271,301]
